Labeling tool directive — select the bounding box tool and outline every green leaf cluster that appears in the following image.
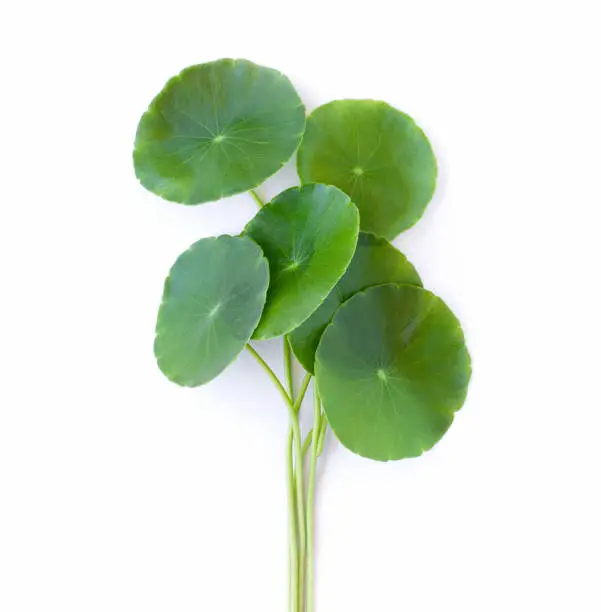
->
[135,58,472,612]
[135,57,471,463]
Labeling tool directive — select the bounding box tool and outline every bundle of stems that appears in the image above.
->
[246,338,326,612]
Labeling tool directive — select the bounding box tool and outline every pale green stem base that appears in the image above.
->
[246,342,322,612]
[293,373,311,611]
[305,386,322,612]
[286,428,299,612]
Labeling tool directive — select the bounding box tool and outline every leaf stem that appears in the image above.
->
[284,336,295,402]
[286,428,299,612]
[246,344,311,611]
[302,410,329,458]
[306,386,322,612]
[301,428,314,458]
[283,336,296,611]
[317,412,327,456]
[245,344,292,407]
[291,373,311,610]
[250,189,265,208]
[293,373,312,414]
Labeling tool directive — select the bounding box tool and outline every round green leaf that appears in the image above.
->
[297,100,437,239]
[289,232,422,374]
[315,284,471,461]
[134,59,306,204]
[245,184,360,339]
[155,235,269,386]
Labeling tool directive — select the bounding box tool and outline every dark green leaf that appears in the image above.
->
[245,184,360,339]
[134,59,306,204]
[315,284,471,460]
[289,232,421,373]
[297,100,437,239]
[155,235,269,386]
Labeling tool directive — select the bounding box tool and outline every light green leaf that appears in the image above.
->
[315,284,471,461]
[245,184,360,339]
[289,232,421,373]
[297,100,437,239]
[155,235,269,386]
[134,59,306,204]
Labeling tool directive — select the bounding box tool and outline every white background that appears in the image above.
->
[1,1,600,610]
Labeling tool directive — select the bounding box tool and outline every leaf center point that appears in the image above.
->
[284,258,302,272]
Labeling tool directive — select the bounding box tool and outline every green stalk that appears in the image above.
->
[305,387,322,612]
[283,336,296,611]
[250,189,265,208]
[303,409,329,458]
[286,428,298,612]
[246,344,311,611]
[292,373,311,610]
[284,336,295,402]
[301,427,315,458]
[245,344,291,406]
[317,413,327,456]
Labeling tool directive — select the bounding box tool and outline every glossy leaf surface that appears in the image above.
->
[134,59,305,204]
[315,284,471,460]
[245,184,359,339]
[155,235,269,386]
[289,233,421,373]
[297,99,437,239]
